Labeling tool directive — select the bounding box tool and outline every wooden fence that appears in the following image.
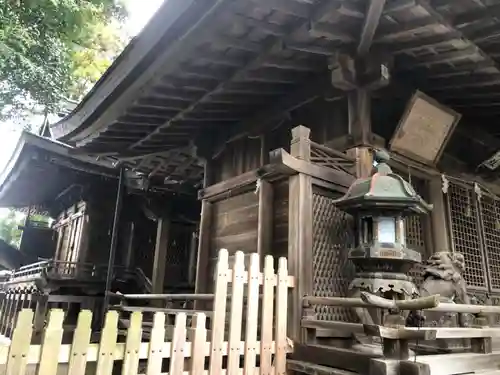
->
[0,250,294,375]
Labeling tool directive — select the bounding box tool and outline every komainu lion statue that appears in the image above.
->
[407,251,471,328]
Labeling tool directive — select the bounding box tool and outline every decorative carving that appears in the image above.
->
[407,252,473,353]
[412,252,471,327]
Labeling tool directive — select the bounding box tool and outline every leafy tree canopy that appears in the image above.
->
[0,209,23,248]
[0,0,128,121]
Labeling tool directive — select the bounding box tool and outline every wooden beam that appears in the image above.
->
[129,0,344,151]
[249,0,311,18]
[357,0,387,56]
[151,216,170,295]
[293,344,379,374]
[427,74,500,90]
[416,0,500,82]
[374,16,438,42]
[418,60,494,79]
[373,31,462,54]
[384,0,415,13]
[218,72,339,149]
[453,4,500,27]
[309,22,357,43]
[398,46,480,70]
[269,148,354,189]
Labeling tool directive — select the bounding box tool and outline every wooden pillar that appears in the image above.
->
[429,176,451,253]
[0,292,11,335]
[288,125,314,343]
[195,159,214,297]
[257,179,273,262]
[151,216,170,294]
[347,88,373,178]
[195,201,213,294]
[33,293,48,334]
[330,54,390,178]
[187,229,198,286]
[123,222,135,268]
[260,133,269,166]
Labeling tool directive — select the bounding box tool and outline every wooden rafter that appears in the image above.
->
[128,0,346,151]
[357,0,387,56]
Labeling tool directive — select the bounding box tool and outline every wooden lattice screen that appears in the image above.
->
[480,193,500,292]
[447,181,489,291]
[394,171,430,285]
[53,202,88,266]
[312,187,356,322]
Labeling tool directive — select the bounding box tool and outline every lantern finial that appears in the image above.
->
[374,149,390,163]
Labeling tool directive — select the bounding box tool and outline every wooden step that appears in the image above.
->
[287,359,358,375]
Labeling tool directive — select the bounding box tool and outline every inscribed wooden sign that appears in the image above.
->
[390,91,461,166]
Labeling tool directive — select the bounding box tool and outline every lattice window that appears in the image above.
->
[480,193,500,291]
[447,182,487,289]
[394,171,428,285]
[312,192,356,322]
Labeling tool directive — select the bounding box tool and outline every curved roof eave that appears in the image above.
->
[50,0,221,143]
[0,132,117,206]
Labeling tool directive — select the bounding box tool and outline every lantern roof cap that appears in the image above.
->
[334,150,433,215]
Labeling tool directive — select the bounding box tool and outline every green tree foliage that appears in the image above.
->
[0,0,128,120]
[0,209,23,248]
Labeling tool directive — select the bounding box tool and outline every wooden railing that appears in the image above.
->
[299,294,500,375]
[309,140,355,174]
[0,249,294,375]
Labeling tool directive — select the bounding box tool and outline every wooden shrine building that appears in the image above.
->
[7,0,500,374]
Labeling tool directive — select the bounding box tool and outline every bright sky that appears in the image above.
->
[0,0,165,216]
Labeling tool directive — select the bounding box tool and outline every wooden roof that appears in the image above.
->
[0,132,117,211]
[51,0,500,181]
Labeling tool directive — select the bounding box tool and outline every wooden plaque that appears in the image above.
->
[389,91,461,166]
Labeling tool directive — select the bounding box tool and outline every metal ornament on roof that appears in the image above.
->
[335,150,433,304]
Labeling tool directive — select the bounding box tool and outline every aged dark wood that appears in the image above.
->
[194,200,212,297]
[293,344,380,374]
[257,179,273,262]
[357,0,387,56]
[151,216,170,295]
[288,126,314,343]
[429,176,450,253]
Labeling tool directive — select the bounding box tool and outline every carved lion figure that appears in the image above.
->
[420,252,468,304]
[407,252,470,328]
